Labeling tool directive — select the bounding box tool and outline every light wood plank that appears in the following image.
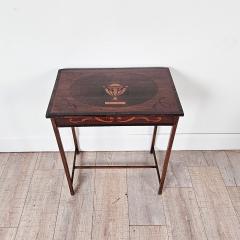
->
[159,151,207,187]
[96,151,132,166]
[159,150,207,165]
[35,152,63,170]
[158,151,193,187]
[227,187,240,220]
[0,153,38,227]
[189,167,240,239]
[36,151,77,170]
[127,169,165,225]
[54,170,95,240]
[129,151,156,166]
[163,187,207,240]
[36,151,96,170]
[225,151,240,186]
[127,151,165,225]
[15,170,63,240]
[203,150,236,186]
[161,159,190,187]
[0,153,9,177]
[96,151,123,165]
[0,228,16,240]
[130,226,168,240]
[96,151,154,166]
[92,169,129,240]
[76,151,97,166]
[3,151,240,240]
[168,151,207,167]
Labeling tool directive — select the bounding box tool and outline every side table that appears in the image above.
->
[46,68,184,195]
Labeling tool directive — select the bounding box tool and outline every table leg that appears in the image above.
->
[152,146,161,186]
[159,118,179,194]
[71,127,80,153]
[150,126,158,153]
[51,119,74,195]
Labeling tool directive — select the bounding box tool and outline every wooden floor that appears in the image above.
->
[1,151,240,240]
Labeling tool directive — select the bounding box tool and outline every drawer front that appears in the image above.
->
[54,115,176,127]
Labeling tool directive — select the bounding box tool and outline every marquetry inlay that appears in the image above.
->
[68,116,162,124]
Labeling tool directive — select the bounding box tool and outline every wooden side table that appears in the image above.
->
[46,68,184,195]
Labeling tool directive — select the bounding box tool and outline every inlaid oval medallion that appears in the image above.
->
[70,72,157,107]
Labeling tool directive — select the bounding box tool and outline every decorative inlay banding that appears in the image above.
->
[69,117,93,123]
[68,116,162,124]
[116,116,162,123]
[95,117,115,123]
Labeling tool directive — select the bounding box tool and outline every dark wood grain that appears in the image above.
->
[46,68,184,118]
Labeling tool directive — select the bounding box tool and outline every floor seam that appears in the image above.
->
[13,152,39,240]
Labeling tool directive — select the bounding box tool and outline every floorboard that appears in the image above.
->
[203,151,236,186]
[127,151,165,225]
[189,167,240,239]
[158,151,207,188]
[0,153,38,227]
[35,152,63,170]
[0,153,9,177]
[53,169,95,240]
[130,226,168,240]
[0,228,16,240]
[0,151,240,240]
[15,170,63,240]
[227,187,240,221]
[91,169,129,240]
[127,169,165,225]
[54,152,96,240]
[225,151,240,186]
[163,187,207,240]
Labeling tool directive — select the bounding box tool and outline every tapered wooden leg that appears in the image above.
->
[71,127,80,153]
[152,147,161,185]
[159,118,179,194]
[51,119,74,195]
[150,126,158,153]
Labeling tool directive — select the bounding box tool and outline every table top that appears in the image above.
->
[46,68,184,118]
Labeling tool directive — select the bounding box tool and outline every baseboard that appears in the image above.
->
[0,133,239,152]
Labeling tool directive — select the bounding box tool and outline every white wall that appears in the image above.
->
[1,0,240,151]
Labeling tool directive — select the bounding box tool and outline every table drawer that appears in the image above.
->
[54,115,176,127]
